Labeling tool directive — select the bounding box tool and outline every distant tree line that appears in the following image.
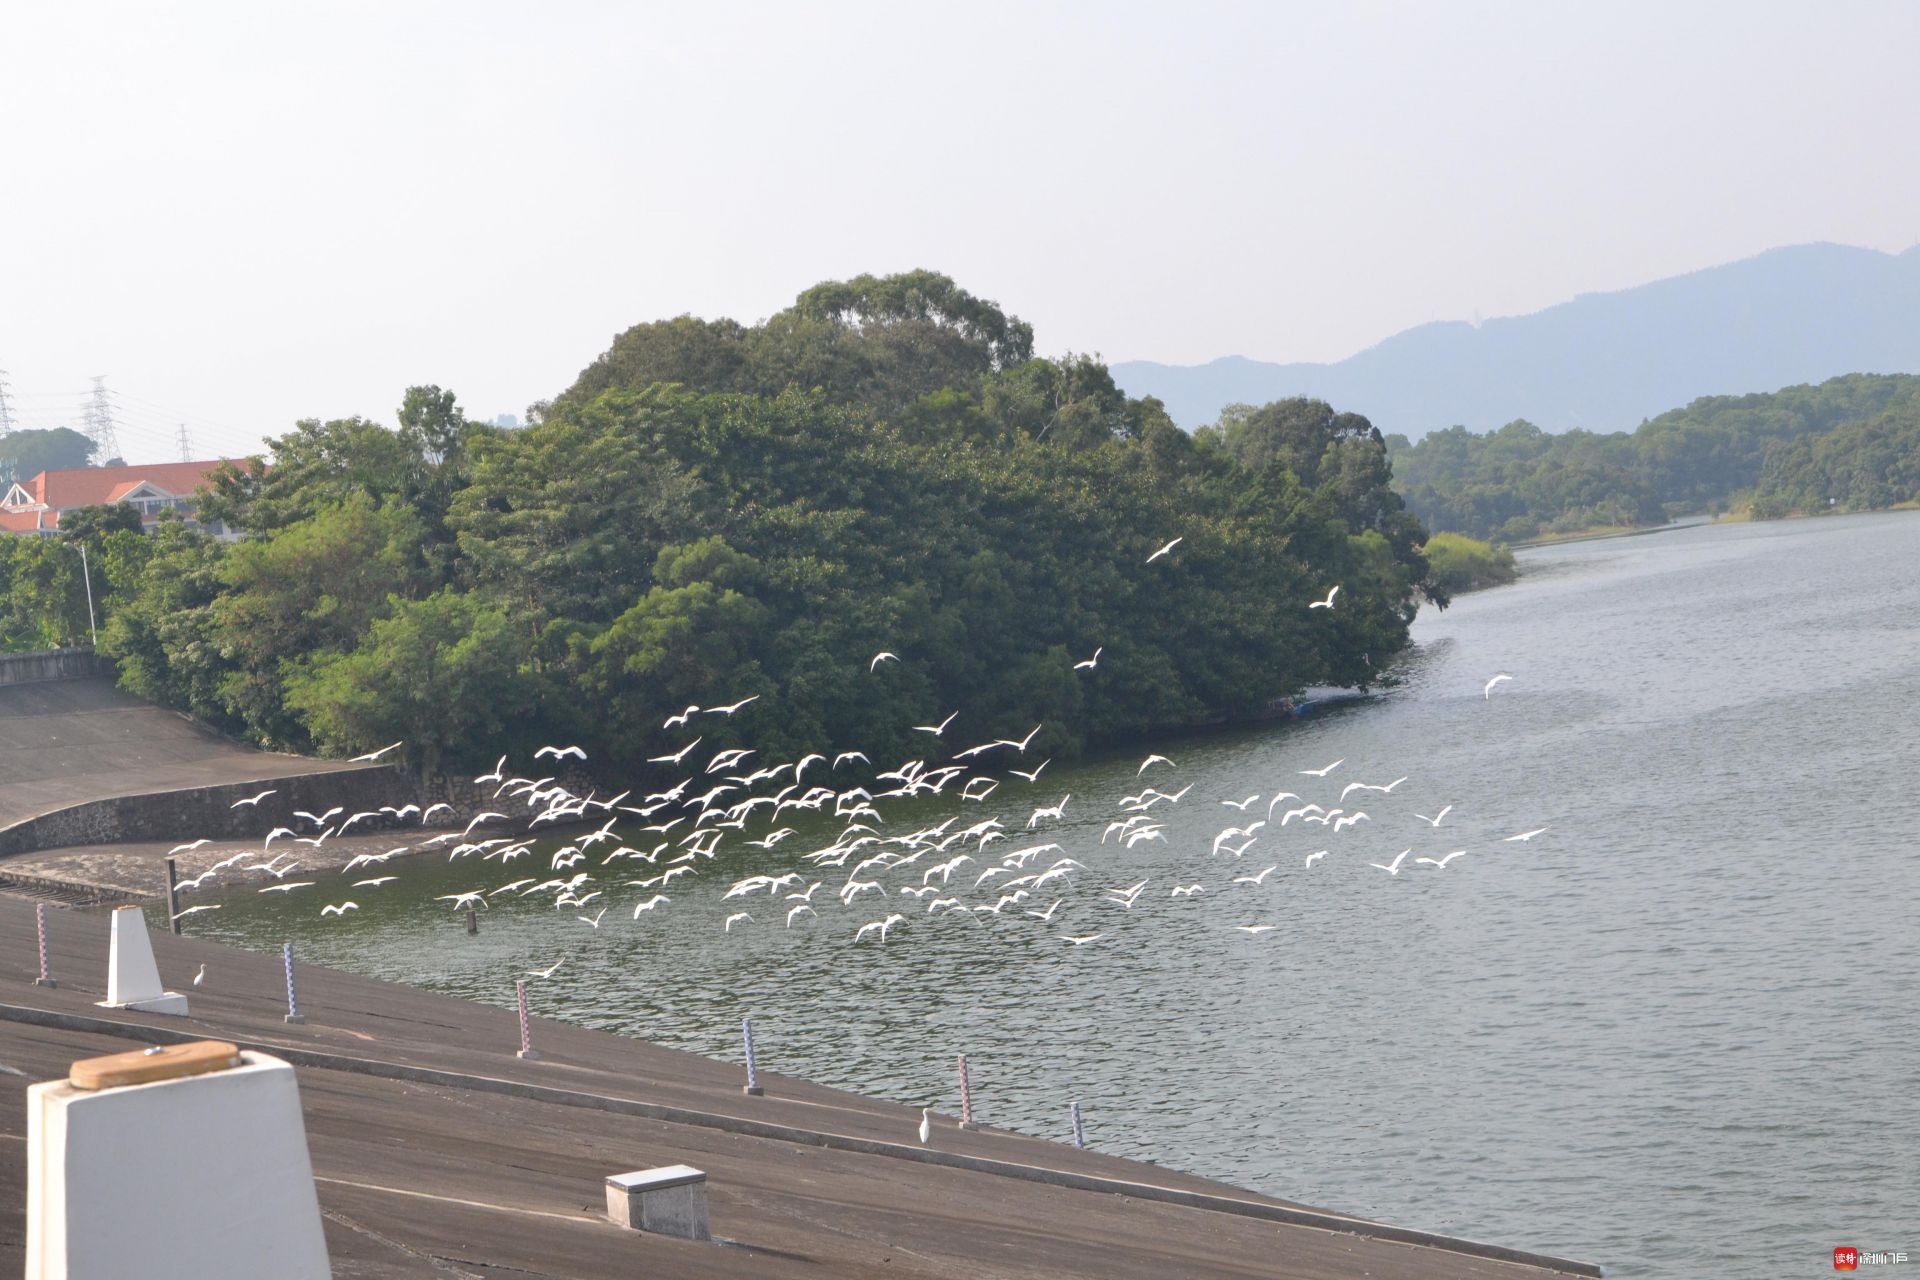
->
[1385,373,1920,540]
[0,272,1441,775]
[0,427,98,484]
[1748,401,1920,518]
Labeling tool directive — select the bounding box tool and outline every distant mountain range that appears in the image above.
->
[1112,242,1920,437]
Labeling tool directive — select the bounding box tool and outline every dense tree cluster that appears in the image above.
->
[1749,403,1920,518]
[1387,373,1920,540]
[0,504,143,649]
[8,273,1438,774]
[1387,420,1663,542]
[0,427,96,483]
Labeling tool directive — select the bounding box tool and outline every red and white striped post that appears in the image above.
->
[957,1053,976,1130]
[34,903,56,988]
[516,980,539,1060]
[742,1017,763,1095]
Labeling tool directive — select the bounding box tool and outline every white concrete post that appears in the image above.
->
[28,1048,331,1279]
[98,905,187,1016]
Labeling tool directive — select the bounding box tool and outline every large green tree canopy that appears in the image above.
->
[1,427,95,482]
[76,272,1437,770]
[564,270,1056,430]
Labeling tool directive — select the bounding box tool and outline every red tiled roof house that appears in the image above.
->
[0,460,234,536]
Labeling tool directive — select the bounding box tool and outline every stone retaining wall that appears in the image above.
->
[0,648,107,686]
[0,767,415,856]
[0,762,606,857]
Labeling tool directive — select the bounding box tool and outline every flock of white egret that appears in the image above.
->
[157,555,1554,1149]
[168,567,1546,986]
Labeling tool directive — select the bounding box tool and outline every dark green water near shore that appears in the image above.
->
[197,511,1920,1278]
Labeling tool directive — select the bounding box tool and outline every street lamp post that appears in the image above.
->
[14,499,95,647]
[76,541,97,647]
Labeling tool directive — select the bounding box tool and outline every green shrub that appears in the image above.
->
[1422,532,1518,595]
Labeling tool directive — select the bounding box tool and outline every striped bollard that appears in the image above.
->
[163,857,182,935]
[516,980,539,1059]
[957,1053,977,1130]
[742,1017,763,1095]
[34,903,56,988]
[1070,1100,1085,1149]
[282,942,305,1024]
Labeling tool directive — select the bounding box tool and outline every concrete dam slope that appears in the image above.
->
[0,676,363,831]
[0,900,1601,1279]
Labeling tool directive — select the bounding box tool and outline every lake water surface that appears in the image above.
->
[197,512,1920,1277]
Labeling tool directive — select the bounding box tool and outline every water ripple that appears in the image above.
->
[196,512,1920,1279]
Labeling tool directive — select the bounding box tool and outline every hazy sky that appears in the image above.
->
[4,1,1916,461]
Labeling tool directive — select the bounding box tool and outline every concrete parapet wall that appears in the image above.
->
[0,762,604,857]
[0,766,414,857]
[0,649,107,686]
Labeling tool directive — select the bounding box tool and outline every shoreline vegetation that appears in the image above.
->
[1420,532,1518,594]
[1511,515,1716,549]
[1512,522,1656,546]
[1513,500,1920,553]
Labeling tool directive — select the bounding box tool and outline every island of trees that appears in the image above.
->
[1,272,1443,775]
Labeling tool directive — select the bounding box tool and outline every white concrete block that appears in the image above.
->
[98,904,188,1016]
[28,1050,331,1279]
[607,1164,710,1240]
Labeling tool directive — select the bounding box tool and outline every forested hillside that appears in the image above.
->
[3,272,1438,775]
[1387,373,1920,540]
[1749,403,1920,518]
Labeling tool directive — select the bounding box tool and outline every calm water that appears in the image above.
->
[196,512,1920,1277]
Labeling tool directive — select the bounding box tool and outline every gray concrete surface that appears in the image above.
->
[0,676,362,832]
[0,899,1602,1279]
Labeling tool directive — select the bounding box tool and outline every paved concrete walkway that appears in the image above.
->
[0,677,359,828]
[0,900,1600,1278]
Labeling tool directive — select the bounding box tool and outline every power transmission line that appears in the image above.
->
[83,375,123,463]
[177,422,192,461]
[0,369,13,487]
[0,376,258,463]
